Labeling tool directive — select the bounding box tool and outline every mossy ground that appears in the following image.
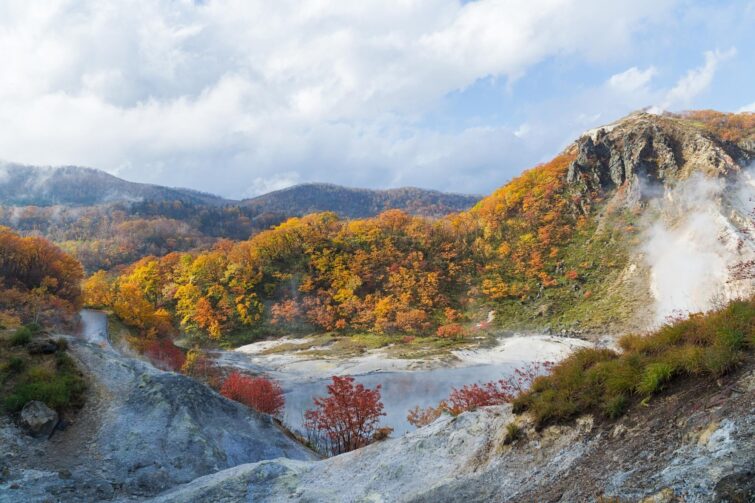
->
[257,331,485,360]
[1,324,87,416]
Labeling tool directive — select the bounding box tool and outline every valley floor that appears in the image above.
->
[150,358,755,503]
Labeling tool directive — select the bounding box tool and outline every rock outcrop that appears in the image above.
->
[149,364,755,503]
[19,401,58,438]
[566,112,753,205]
[0,319,316,502]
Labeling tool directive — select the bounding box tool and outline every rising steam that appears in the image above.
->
[643,169,755,323]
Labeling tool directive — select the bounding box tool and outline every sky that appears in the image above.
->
[0,1,753,199]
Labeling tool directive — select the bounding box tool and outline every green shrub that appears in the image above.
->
[636,362,674,395]
[10,327,32,346]
[24,322,42,335]
[514,297,755,429]
[7,356,25,374]
[602,394,628,419]
[503,422,522,444]
[3,361,86,413]
[55,337,69,351]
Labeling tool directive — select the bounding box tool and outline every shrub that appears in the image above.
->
[407,403,445,427]
[181,346,221,386]
[602,394,628,419]
[436,323,467,340]
[24,322,42,335]
[4,361,86,413]
[409,362,553,427]
[220,372,285,416]
[636,362,674,395]
[10,327,32,346]
[144,339,186,371]
[503,422,522,444]
[55,337,69,351]
[514,297,755,429]
[304,376,385,456]
[372,427,393,442]
[7,356,26,374]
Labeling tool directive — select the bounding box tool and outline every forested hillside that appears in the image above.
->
[0,168,479,272]
[242,183,480,218]
[87,111,755,348]
[0,227,83,327]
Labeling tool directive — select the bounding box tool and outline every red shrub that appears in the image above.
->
[220,372,285,416]
[407,361,554,426]
[144,339,185,371]
[407,403,445,427]
[304,376,385,456]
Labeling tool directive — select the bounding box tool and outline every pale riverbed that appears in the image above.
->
[215,334,591,436]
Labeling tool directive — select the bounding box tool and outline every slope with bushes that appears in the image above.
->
[88,111,755,347]
[513,297,755,428]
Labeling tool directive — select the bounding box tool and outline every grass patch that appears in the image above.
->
[503,422,522,445]
[256,331,477,360]
[1,327,87,416]
[513,297,755,429]
[10,326,32,346]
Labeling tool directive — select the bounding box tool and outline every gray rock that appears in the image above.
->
[26,338,59,354]
[20,401,58,438]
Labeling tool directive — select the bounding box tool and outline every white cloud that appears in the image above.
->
[739,101,755,112]
[0,0,679,197]
[607,66,657,93]
[660,48,736,110]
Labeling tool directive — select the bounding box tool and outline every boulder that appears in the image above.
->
[27,338,59,354]
[20,400,58,438]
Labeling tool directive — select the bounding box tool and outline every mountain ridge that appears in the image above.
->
[0,162,480,218]
[241,182,481,218]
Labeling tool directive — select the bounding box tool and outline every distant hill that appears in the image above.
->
[0,163,480,271]
[0,163,480,218]
[242,183,481,218]
[0,163,227,207]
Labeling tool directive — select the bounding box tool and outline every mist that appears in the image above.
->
[642,169,755,323]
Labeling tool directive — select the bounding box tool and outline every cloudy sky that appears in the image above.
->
[0,1,753,199]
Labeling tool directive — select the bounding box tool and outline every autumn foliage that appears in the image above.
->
[144,338,186,371]
[304,375,386,456]
[436,323,467,339]
[86,133,616,343]
[0,227,83,326]
[220,371,285,416]
[407,362,553,427]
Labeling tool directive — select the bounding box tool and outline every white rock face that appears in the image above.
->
[150,368,755,503]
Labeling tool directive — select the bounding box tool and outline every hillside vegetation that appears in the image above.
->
[0,227,87,421]
[0,227,83,327]
[0,167,479,272]
[513,296,755,428]
[242,183,480,218]
[86,111,754,347]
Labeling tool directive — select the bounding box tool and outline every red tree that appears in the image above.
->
[144,339,186,371]
[448,361,553,413]
[304,376,385,456]
[220,372,285,416]
[407,361,553,427]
